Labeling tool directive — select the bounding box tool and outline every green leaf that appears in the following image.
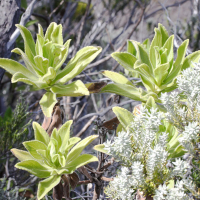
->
[164,40,189,85]
[145,96,158,111]
[102,70,133,86]
[11,72,37,86]
[182,51,200,70]
[51,24,63,45]
[11,149,33,161]
[39,92,57,117]
[142,38,150,51]
[16,24,36,61]
[153,63,169,86]
[174,39,189,68]
[34,56,49,75]
[23,140,47,160]
[51,80,89,97]
[35,34,45,56]
[55,39,71,71]
[67,154,98,170]
[158,23,169,45]
[111,52,137,71]
[112,107,134,129]
[37,175,61,200]
[45,22,56,41]
[0,58,35,77]
[163,35,174,68]
[66,135,98,163]
[127,40,137,56]
[150,28,162,68]
[15,160,52,178]
[33,122,50,146]
[101,83,143,102]
[42,67,56,83]
[26,20,38,27]
[55,46,102,84]
[58,120,73,152]
[64,137,81,154]
[137,43,152,71]
[93,144,108,154]
[38,24,44,37]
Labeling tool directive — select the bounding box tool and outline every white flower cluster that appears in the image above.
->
[105,162,144,200]
[154,181,191,200]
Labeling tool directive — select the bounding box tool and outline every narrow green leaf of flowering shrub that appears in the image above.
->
[51,80,89,97]
[153,63,169,86]
[100,83,143,102]
[58,120,73,152]
[11,149,33,161]
[127,40,137,56]
[163,40,189,85]
[93,144,108,154]
[35,34,44,56]
[67,154,98,171]
[42,67,56,83]
[55,46,102,84]
[16,24,36,62]
[64,137,81,154]
[137,43,152,70]
[23,140,47,160]
[45,22,56,41]
[34,56,49,74]
[111,52,137,71]
[142,38,150,50]
[102,70,133,85]
[37,175,61,200]
[158,23,169,45]
[144,96,158,111]
[55,39,71,71]
[38,24,44,37]
[12,48,38,75]
[15,160,52,178]
[66,135,98,163]
[33,122,50,145]
[150,28,162,68]
[112,107,134,129]
[51,24,63,45]
[182,50,200,70]
[163,35,174,68]
[39,92,57,117]
[0,58,35,77]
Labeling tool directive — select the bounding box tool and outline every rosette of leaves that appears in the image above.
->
[0,22,102,117]
[101,23,200,103]
[11,120,98,199]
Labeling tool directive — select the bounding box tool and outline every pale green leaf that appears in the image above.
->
[93,144,108,154]
[0,58,35,77]
[15,160,52,178]
[11,149,33,161]
[38,24,44,37]
[158,23,169,45]
[67,154,98,171]
[35,34,45,56]
[11,72,37,86]
[111,52,137,71]
[112,107,134,129]
[51,24,63,45]
[64,137,81,154]
[16,24,36,61]
[66,135,98,163]
[55,46,102,84]
[55,39,71,71]
[33,122,50,146]
[58,120,73,152]
[37,175,61,200]
[182,51,200,70]
[100,83,143,102]
[51,80,89,97]
[42,67,56,82]
[45,22,56,41]
[102,70,133,86]
[39,92,57,117]
[23,140,47,160]
[127,40,137,56]
[34,56,49,75]
[153,63,169,86]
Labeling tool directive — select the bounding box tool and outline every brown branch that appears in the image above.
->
[85,0,146,71]
[49,0,65,18]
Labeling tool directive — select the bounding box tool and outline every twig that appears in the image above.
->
[73,0,92,56]
[76,115,97,137]
[85,0,146,71]
[49,0,65,18]
[7,0,38,50]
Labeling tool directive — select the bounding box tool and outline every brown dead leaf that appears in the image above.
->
[53,181,63,200]
[102,117,119,130]
[86,82,107,93]
[69,172,79,190]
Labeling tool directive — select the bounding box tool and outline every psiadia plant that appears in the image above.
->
[11,120,98,199]
[101,23,200,103]
[0,22,102,116]
[97,106,196,200]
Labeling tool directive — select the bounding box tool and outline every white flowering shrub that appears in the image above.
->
[101,63,200,200]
